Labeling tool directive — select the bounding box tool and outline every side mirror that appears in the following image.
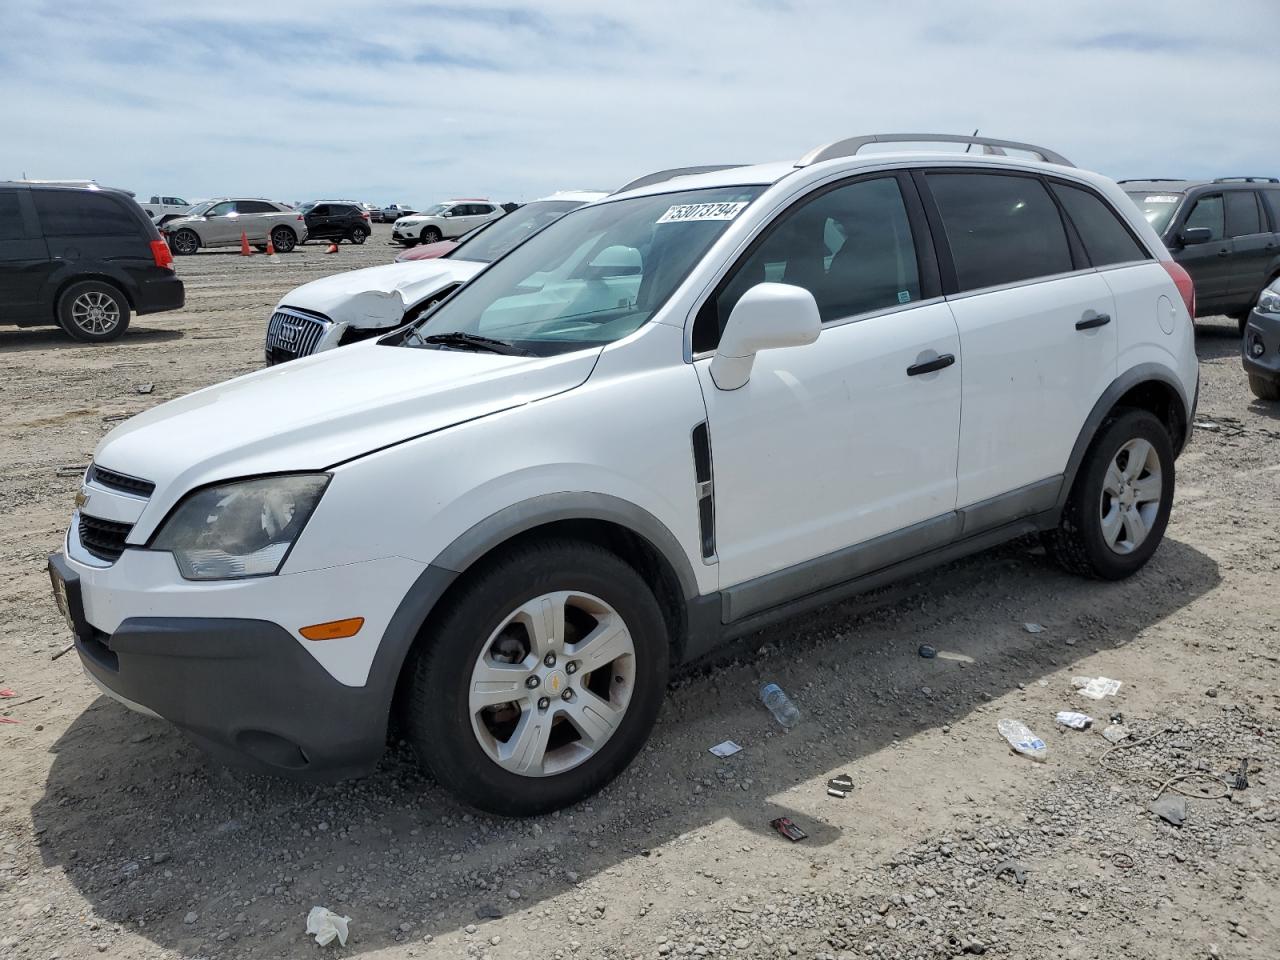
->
[587,245,642,276]
[1179,226,1212,245]
[709,283,821,391]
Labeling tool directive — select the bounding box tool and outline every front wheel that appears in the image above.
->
[269,226,297,253]
[420,226,442,243]
[402,540,669,816]
[1045,409,1174,580]
[1249,373,1280,402]
[169,229,199,255]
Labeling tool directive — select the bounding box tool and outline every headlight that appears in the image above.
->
[1258,287,1280,316]
[151,474,329,580]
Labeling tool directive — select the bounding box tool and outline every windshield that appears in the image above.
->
[401,185,763,357]
[1125,191,1183,235]
[186,201,215,217]
[418,204,447,217]
[451,200,584,264]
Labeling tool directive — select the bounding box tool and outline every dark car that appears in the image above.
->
[1123,177,1280,332]
[1242,276,1280,400]
[299,202,371,244]
[0,181,183,342]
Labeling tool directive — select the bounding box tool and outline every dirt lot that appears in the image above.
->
[1,225,1277,960]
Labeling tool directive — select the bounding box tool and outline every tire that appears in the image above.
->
[348,226,368,245]
[1045,409,1174,580]
[269,226,297,253]
[169,229,199,256]
[253,244,268,253]
[421,226,442,243]
[402,539,669,816]
[56,280,131,343]
[398,238,419,248]
[1249,374,1280,401]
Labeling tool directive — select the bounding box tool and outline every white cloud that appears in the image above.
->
[2,1,1276,204]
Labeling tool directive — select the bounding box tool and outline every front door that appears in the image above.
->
[694,173,962,597]
[1175,192,1233,312]
[203,200,239,244]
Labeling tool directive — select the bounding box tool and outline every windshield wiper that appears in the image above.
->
[414,331,527,355]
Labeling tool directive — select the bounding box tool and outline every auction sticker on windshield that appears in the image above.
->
[657,201,749,224]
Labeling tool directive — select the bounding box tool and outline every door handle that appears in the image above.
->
[906,353,955,376]
[1075,313,1111,330]
[1217,249,1231,257]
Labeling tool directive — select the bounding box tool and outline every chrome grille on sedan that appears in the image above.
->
[265,307,331,364]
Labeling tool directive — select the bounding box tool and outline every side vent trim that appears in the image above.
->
[691,422,716,559]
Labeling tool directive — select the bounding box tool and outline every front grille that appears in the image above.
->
[265,308,330,364]
[87,464,155,498]
[79,515,133,563]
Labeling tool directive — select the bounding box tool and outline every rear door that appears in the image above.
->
[1175,192,1232,310]
[923,170,1118,512]
[1225,190,1273,308]
[237,200,280,241]
[0,188,50,324]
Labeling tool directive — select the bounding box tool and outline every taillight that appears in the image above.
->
[1161,260,1195,320]
[362,212,371,219]
[150,238,174,271]
[297,214,305,221]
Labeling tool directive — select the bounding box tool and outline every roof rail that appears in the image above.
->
[1117,178,1186,184]
[614,165,746,194]
[1212,176,1279,184]
[797,133,1073,168]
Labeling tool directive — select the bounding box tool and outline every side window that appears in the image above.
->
[927,172,1073,291]
[164,197,187,206]
[1264,190,1280,231]
[1184,194,1224,240]
[311,205,330,217]
[1225,191,1263,238]
[0,191,25,240]
[704,176,921,346]
[149,196,160,204]
[207,201,236,216]
[475,204,494,215]
[238,200,277,214]
[32,191,142,237]
[1052,183,1149,267]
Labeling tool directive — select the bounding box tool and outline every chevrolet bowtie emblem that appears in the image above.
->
[75,490,89,510]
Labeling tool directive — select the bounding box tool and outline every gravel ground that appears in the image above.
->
[1,224,1277,959]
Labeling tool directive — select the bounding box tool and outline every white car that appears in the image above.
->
[264,191,607,363]
[139,195,194,225]
[392,199,504,245]
[51,133,1198,817]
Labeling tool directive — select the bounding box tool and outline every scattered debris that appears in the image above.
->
[135,383,154,395]
[1055,711,1093,730]
[51,644,75,661]
[760,683,800,728]
[1148,794,1186,827]
[1109,711,1124,724]
[1233,758,1250,791]
[997,719,1046,761]
[305,906,352,947]
[917,643,937,659]
[0,689,13,698]
[826,774,854,798]
[993,859,1027,885]
[1193,419,1220,432]
[708,740,742,758]
[1073,676,1123,700]
[1023,622,1044,634]
[1101,724,1130,744]
[0,718,18,725]
[475,903,503,920]
[769,817,808,842]
[1112,852,1135,870]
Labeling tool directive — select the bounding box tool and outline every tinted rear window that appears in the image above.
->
[33,190,142,237]
[927,172,1073,292]
[238,200,278,214]
[1053,183,1148,267]
[1225,191,1263,237]
[0,191,24,240]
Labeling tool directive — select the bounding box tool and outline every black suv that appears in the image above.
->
[0,181,184,342]
[1123,177,1280,331]
[300,202,371,244]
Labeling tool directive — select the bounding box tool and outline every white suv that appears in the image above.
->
[50,134,1198,816]
[392,199,504,245]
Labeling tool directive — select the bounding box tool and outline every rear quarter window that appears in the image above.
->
[1052,183,1149,267]
[926,172,1073,292]
[33,190,142,237]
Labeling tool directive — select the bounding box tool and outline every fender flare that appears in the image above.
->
[1056,362,1192,511]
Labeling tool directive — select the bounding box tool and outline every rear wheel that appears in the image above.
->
[1249,374,1280,401]
[270,226,297,253]
[56,281,131,343]
[403,540,668,816]
[169,229,199,256]
[348,225,369,244]
[1045,409,1174,580]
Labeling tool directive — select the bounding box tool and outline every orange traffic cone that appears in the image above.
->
[265,236,276,257]
[240,231,253,256]
[324,242,339,254]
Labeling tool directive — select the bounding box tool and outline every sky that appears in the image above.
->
[2,1,1277,206]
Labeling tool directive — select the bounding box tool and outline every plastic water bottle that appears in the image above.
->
[997,718,1047,762]
[760,683,800,728]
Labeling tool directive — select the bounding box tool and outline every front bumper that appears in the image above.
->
[49,545,429,780]
[1243,308,1280,383]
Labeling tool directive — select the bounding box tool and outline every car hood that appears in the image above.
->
[96,340,601,536]
[277,259,485,329]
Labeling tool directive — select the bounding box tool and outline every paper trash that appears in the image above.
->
[1071,676,1122,700]
[709,740,742,758]
[306,906,352,947]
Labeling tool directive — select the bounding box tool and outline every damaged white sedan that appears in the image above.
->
[263,191,606,364]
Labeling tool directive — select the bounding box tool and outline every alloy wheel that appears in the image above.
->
[1099,437,1162,555]
[70,290,121,336]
